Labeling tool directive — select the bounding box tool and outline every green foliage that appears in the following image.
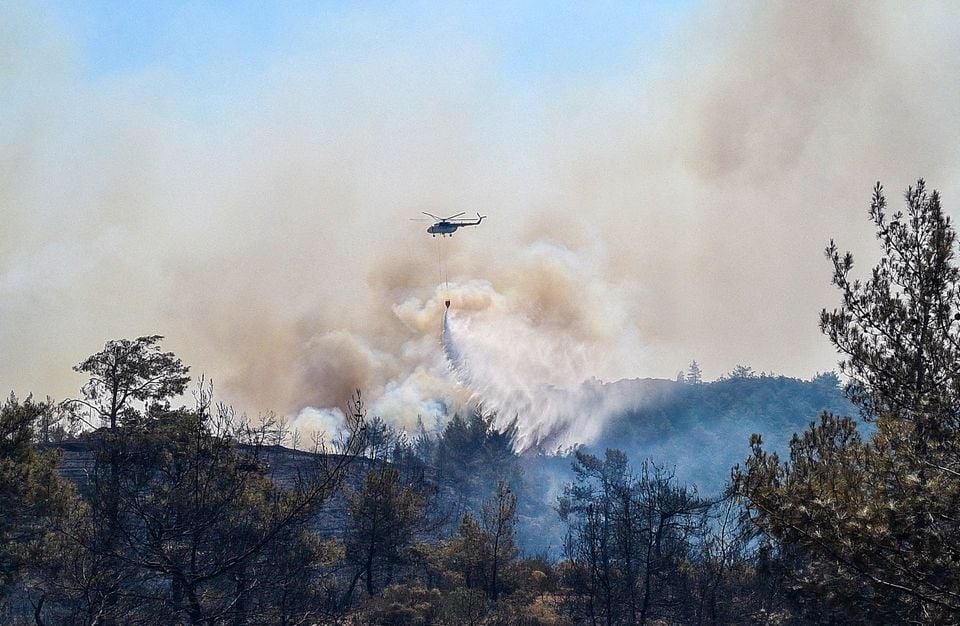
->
[339,399,436,604]
[0,319,862,625]
[442,481,520,602]
[739,180,960,622]
[37,399,347,623]
[435,410,520,501]
[344,463,428,599]
[728,364,757,379]
[71,335,190,430]
[592,374,851,496]
[358,584,443,625]
[0,395,75,601]
[440,587,488,625]
[4,338,360,625]
[558,449,709,625]
[822,181,960,424]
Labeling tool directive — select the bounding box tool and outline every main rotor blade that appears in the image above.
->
[442,212,466,221]
[422,212,443,220]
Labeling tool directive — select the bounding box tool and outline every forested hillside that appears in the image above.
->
[514,373,851,555]
[590,373,851,490]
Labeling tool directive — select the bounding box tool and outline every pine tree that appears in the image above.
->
[737,181,960,622]
[30,340,358,624]
[559,450,707,624]
[481,481,518,601]
[0,395,75,604]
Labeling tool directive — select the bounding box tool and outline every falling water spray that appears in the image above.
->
[440,297,635,451]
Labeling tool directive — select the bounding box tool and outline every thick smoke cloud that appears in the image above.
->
[3,2,960,444]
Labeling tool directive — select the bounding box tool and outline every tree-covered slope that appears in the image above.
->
[516,373,853,554]
[582,373,853,494]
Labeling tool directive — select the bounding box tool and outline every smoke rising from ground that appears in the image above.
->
[3,2,960,442]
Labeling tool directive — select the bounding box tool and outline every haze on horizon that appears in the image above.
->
[3,1,960,440]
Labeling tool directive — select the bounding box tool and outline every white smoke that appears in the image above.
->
[289,406,348,443]
[5,1,960,447]
[290,238,643,449]
[439,258,641,451]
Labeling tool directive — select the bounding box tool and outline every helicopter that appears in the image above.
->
[422,212,486,237]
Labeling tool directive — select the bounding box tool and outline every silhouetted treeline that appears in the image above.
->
[0,345,844,625]
[0,369,781,625]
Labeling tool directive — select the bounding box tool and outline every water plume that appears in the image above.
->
[441,279,636,451]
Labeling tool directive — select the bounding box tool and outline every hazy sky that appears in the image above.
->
[4,1,960,436]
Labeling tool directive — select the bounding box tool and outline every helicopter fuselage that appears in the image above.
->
[427,222,460,236]
[426,214,485,236]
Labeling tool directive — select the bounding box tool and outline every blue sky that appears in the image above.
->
[40,1,693,84]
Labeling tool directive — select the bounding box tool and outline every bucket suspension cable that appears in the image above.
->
[436,236,450,309]
[435,236,445,289]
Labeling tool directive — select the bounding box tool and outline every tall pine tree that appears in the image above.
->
[737,181,960,622]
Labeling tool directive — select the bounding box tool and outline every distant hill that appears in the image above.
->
[517,373,854,554]
[587,373,853,493]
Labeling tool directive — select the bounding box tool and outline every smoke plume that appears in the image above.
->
[3,1,960,444]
